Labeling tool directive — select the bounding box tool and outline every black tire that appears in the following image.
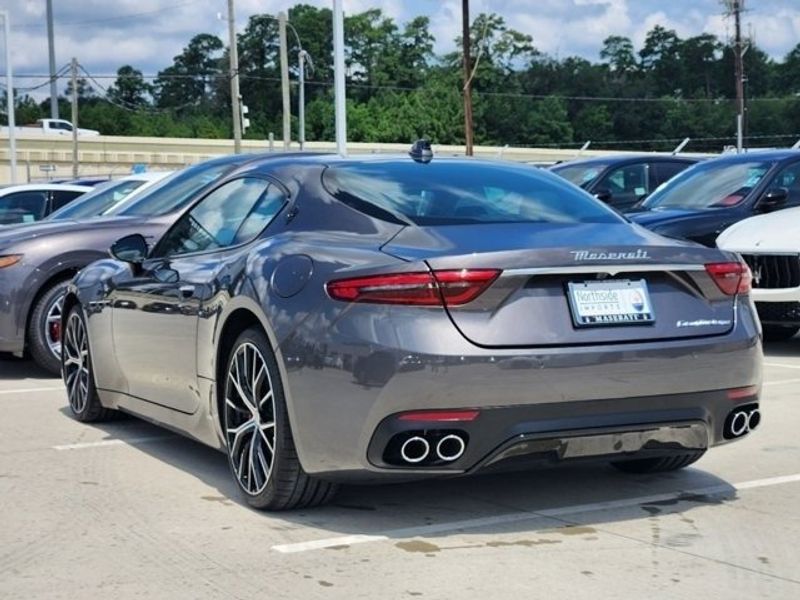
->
[762,325,798,343]
[27,279,71,376]
[63,306,114,423]
[611,450,706,474]
[222,327,337,510]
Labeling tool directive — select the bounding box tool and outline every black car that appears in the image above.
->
[550,155,699,211]
[627,150,800,247]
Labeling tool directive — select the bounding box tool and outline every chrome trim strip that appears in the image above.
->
[503,264,706,277]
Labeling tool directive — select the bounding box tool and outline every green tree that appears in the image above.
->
[107,65,152,107]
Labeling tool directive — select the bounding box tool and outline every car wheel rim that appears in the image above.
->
[63,312,90,414]
[224,342,276,495]
[45,293,65,359]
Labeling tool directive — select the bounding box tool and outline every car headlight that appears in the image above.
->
[0,255,23,269]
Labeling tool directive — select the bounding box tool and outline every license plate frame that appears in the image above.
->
[567,279,655,328]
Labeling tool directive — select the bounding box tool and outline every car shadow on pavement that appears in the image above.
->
[0,353,59,380]
[70,410,738,544]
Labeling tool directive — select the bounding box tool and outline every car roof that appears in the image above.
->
[550,154,700,169]
[0,183,93,195]
[114,171,174,182]
[708,149,800,164]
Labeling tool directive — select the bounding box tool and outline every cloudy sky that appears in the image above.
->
[2,0,799,95]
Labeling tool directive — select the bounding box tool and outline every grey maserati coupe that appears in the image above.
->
[62,151,763,510]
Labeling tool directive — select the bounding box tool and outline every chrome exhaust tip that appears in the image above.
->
[729,410,750,437]
[747,408,761,431]
[400,436,430,464]
[435,434,466,462]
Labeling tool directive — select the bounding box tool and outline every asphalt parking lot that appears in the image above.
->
[1,342,799,599]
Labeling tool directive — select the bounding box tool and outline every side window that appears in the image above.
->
[0,191,49,224]
[51,190,86,211]
[653,161,691,186]
[155,178,285,257]
[771,161,800,207]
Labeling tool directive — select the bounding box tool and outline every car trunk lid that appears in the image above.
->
[382,223,740,347]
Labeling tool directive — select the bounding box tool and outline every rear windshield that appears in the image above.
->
[323,161,623,226]
[47,179,144,220]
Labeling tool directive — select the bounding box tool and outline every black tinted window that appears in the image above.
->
[323,162,622,225]
[155,178,285,257]
[51,190,87,210]
[654,161,693,185]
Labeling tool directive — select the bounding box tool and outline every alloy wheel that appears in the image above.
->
[45,293,65,359]
[63,312,90,414]
[224,342,277,495]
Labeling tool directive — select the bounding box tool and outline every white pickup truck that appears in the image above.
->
[1,118,100,137]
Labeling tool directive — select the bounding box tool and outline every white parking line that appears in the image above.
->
[0,386,64,395]
[272,472,800,554]
[764,378,800,387]
[764,362,800,370]
[53,436,173,450]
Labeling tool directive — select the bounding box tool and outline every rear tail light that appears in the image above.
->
[326,269,500,306]
[397,409,481,422]
[705,262,752,295]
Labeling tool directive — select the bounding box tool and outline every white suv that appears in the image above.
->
[717,206,800,341]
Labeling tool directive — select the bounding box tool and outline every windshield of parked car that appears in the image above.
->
[323,161,624,225]
[550,163,610,188]
[640,160,773,210]
[112,158,250,217]
[47,179,145,220]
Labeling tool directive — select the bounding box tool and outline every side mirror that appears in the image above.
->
[110,234,148,264]
[757,187,789,212]
[594,189,612,203]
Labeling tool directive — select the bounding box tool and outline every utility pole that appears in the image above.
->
[333,0,347,156]
[461,0,474,156]
[731,0,745,153]
[70,57,78,177]
[1,10,17,183]
[46,0,58,119]
[227,0,242,153]
[279,12,291,150]
[298,50,307,150]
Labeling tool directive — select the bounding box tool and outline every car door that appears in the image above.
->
[594,163,650,211]
[110,176,285,413]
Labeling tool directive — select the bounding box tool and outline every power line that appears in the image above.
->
[5,71,799,103]
[13,1,204,30]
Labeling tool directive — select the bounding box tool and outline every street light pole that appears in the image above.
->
[298,50,307,150]
[46,0,59,119]
[333,0,347,156]
[278,12,291,150]
[1,11,17,184]
[227,0,242,153]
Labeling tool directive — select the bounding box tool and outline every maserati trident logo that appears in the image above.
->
[571,249,650,262]
[752,267,762,286]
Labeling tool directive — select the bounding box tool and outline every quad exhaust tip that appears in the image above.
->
[400,436,430,463]
[727,407,760,438]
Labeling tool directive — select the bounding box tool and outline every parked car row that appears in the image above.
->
[550,149,800,342]
[3,146,787,510]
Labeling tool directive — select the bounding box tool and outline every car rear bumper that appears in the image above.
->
[754,301,800,325]
[279,298,762,482]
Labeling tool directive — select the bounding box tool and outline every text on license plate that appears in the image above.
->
[567,279,655,327]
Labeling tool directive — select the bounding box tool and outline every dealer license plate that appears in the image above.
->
[567,279,655,327]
